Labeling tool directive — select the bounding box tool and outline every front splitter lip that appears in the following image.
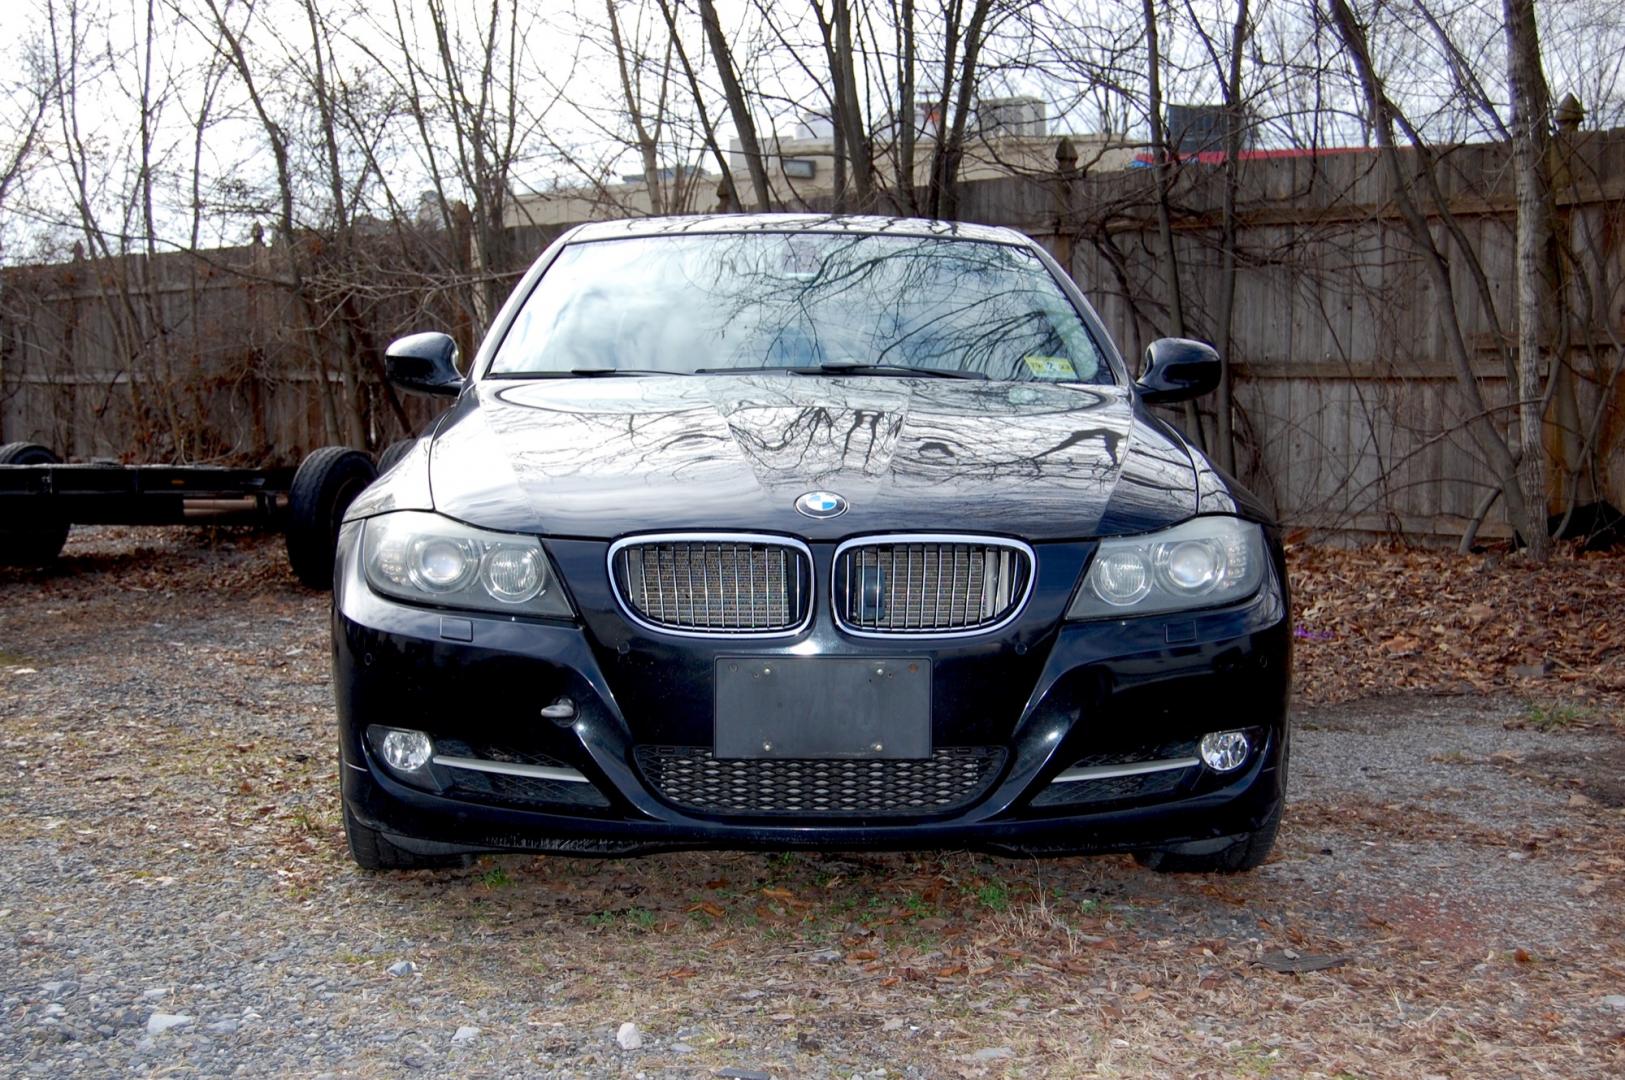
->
[343,745,1282,857]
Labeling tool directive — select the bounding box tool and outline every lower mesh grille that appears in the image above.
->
[1029,767,1189,807]
[1029,740,1198,808]
[445,768,612,810]
[635,745,1005,816]
[435,739,610,810]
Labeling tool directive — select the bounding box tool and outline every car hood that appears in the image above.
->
[426,375,1204,541]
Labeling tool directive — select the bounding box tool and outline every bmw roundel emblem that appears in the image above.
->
[794,490,848,519]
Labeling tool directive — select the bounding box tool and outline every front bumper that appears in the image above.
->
[333,523,1291,856]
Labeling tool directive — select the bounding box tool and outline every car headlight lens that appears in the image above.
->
[1069,516,1266,619]
[362,511,572,617]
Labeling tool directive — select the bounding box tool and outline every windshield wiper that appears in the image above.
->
[810,361,988,380]
[488,368,684,379]
[568,368,682,377]
[694,362,987,380]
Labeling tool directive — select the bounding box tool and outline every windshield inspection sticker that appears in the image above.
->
[1023,354,1077,379]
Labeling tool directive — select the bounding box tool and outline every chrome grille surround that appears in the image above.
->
[832,534,1036,637]
[608,533,814,637]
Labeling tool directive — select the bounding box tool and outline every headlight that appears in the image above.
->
[1068,516,1266,619]
[362,511,573,617]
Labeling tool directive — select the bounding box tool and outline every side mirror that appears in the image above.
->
[385,332,463,397]
[1136,338,1220,404]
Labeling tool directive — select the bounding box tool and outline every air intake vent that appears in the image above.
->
[833,536,1033,635]
[610,534,813,636]
[635,745,1005,817]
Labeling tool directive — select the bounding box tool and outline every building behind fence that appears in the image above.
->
[3,128,1622,545]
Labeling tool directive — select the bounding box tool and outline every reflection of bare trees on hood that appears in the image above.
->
[475,374,1144,501]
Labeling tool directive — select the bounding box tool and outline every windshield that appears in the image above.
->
[487,232,1114,384]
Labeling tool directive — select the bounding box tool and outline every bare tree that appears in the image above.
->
[700,0,771,210]
[1503,0,1558,560]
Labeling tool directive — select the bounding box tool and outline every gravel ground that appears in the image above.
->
[1,527,1622,1078]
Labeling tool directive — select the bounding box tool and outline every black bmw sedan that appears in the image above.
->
[332,215,1290,873]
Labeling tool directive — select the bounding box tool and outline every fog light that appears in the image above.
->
[380,728,434,772]
[1199,730,1251,772]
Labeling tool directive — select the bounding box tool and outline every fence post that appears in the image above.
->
[1053,137,1079,278]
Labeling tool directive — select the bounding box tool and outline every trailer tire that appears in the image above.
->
[375,438,415,475]
[0,443,70,567]
[286,446,376,589]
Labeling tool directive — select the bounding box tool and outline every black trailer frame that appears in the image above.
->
[0,441,395,588]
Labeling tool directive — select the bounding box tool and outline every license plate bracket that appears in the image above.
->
[714,656,931,760]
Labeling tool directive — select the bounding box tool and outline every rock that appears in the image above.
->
[145,1013,193,1035]
[142,988,169,1000]
[207,1019,241,1035]
[973,1047,1015,1061]
[616,1021,644,1050]
[452,1025,480,1043]
[43,1003,65,1018]
[716,1070,771,1080]
[1253,949,1351,974]
[1602,995,1625,1011]
[671,1042,696,1054]
[387,960,418,977]
[881,1017,904,1032]
[41,980,77,1000]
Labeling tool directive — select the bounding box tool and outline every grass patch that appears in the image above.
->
[971,881,1010,912]
[478,866,514,889]
[587,906,657,931]
[1521,702,1590,731]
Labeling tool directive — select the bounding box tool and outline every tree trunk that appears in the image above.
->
[895,0,918,213]
[830,0,873,210]
[656,0,743,211]
[700,0,771,211]
[605,0,665,215]
[1212,0,1249,475]
[1142,0,1202,445]
[1503,0,1557,560]
[930,0,992,221]
[1325,0,1531,547]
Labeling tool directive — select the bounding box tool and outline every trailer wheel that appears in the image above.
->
[0,443,70,567]
[286,447,376,589]
[375,438,415,475]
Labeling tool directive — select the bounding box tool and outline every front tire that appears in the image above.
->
[1134,796,1283,873]
[343,804,470,871]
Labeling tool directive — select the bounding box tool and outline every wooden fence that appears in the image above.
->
[2,129,1621,543]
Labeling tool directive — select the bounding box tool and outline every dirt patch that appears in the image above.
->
[1518,744,1625,808]
[1,527,1623,1078]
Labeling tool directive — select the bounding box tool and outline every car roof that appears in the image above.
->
[561,213,1032,247]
